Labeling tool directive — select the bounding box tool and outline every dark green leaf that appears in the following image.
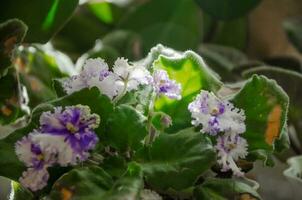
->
[104,105,147,152]
[208,17,248,50]
[283,16,302,53]
[0,0,79,43]
[135,128,216,191]
[242,66,302,151]
[194,178,261,200]
[48,163,143,200]
[198,44,248,81]
[0,19,27,76]
[14,45,71,107]
[119,0,202,54]
[10,181,34,200]
[195,0,261,20]
[283,155,302,184]
[0,67,26,125]
[232,75,289,166]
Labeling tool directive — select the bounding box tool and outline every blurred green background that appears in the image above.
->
[2,0,302,199]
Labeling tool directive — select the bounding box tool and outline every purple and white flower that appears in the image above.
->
[113,58,152,95]
[152,69,181,99]
[15,105,100,191]
[63,58,119,99]
[19,168,49,191]
[215,132,248,176]
[15,134,56,191]
[188,90,245,135]
[39,105,100,161]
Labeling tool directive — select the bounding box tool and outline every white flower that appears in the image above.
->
[188,90,245,135]
[215,132,248,176]
[140,189,162,200]
[113,58,152,95]
[63,58,151,100]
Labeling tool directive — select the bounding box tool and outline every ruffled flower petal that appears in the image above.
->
[19,168,49,191]
[188,90,245,135]
[152,69,181,99]
[215,133,248,176]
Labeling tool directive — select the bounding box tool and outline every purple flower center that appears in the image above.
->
[31,144,45,170]
[99,70,110,81]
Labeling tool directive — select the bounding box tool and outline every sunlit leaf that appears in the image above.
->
[145,44,222,132]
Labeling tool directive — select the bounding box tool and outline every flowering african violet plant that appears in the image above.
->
[0,44,289,199]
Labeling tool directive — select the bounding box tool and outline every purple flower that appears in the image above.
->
[152,69,181,99]
[215,133,248,176]
[188,90,245,135]
[15,134,57,169]
[39,105,100,161]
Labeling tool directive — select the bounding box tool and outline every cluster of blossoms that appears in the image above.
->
[63,58,181,100]
[188,90,248,176]
[15,105,100,191]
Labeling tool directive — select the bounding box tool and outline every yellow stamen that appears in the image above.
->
[37,154,44,161]
[66,122,78,133]
[211,108,219,116]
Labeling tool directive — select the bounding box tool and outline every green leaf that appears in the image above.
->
[242,67,302,147]
[134,128,216,191]
[194,178,261,200]
[0,87,113,181]
[10,181,34,200]
[208,17,248,50]
[283,16,302,53]
[0,0,79,43]
[52,78,68,98]
[198,44,248,81]
[14,44,72,107]
[283,155,302,184]
[118,0,202,54]
[48,163,143,200]
[0,19,27,76]
[232,75,289,165]
[52,5,112,57]
[147,45,222,132]
[0,67,26,125]
[195,0,261,20]
[104,105,147,152]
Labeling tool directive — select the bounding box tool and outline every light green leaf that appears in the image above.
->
[147,44,222,132]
